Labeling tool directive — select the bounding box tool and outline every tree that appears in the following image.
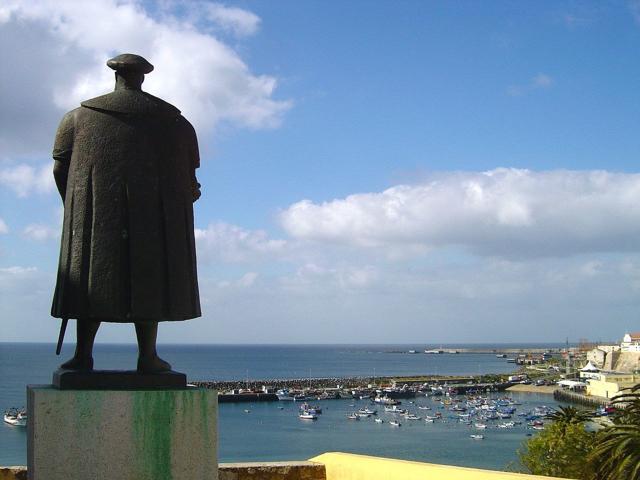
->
[518,420,596,479]
[589,385,640,480]
[546,406,593,426]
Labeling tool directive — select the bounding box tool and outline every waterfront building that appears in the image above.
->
[586,372,639,399]
[579,361,600,380]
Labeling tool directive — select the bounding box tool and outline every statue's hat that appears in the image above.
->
[107,53,154,74]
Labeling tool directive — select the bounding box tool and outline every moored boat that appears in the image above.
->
[3,409,26,427]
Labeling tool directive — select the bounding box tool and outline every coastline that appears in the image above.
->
[505,384,557,395]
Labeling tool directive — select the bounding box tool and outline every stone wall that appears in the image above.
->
[0,463,325,480]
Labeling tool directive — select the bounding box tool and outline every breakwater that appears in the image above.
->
[554,389,609,407]
[191,375,515,403]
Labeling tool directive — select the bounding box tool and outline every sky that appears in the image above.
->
[1,0,640,344]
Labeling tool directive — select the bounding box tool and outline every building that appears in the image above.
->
[586,372,639,399]
[587,345,620,369]
[621,332,640,352]
[579,361,600,380]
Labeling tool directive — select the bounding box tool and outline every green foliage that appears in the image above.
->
[588,384,640,480]
[518,420,596,479]
[547,406,593,425]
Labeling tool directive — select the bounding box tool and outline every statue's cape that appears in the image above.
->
[81,90,180,117]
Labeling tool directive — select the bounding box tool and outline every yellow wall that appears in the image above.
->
[310,452,569,480]
[587,374,638,398]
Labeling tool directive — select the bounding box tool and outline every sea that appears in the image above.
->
[0,343,567,470]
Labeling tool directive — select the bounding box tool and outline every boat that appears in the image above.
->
[474,423,487,429]
[276,389,295,401]
[374,418,384,424]
[389,420,401,427]
[384,406,406,414]
[496,354,507,358]
[3,409,26,427]
[404,413,421,420]
[346,413,360,420]
[299,411,317,420]
[424,349,444,354]
[424,418,434,423]
[374,395,399,405]
[357,412,371,418]
[300,403,322,414]
[359,407,377,415]
[470,434,484,440]
[244,409,251,413]
[417,405,431,410]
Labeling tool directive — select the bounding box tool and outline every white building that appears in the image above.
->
[621,332,640,352]
[579,361,600,380]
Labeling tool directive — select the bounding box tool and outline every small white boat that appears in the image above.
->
[346,413,360,420]
[244,409,251,413]
[404,414,421,420]
[359,407,377,415]
[299,411,317,420]
[470,434,484,440]
[474,423,487,430]
[390,420,401,427]
[3,410,26,427]
[357,412,371,418]
[425,418,434,423]
[374,418,384,424]
[418,406,431,410]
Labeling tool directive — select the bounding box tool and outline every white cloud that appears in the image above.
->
[0,266,38,275]
[532,73,553,88]
[22,223,58,241]
[237,271,259,287]
[507,73,554,96]
[0,163,55,197]
[0,0,291,158]
[195,222,287,263]
[201,3,261,37]
[279,169,640,258]
[0,218,8,234]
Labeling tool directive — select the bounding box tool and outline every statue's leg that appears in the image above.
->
[135,322,171,373]
[60,319,100,370]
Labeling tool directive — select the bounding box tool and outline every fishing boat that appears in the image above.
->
[404,413,421,420]
[474,423,487,429]
[374,418,384,424]
[389,420,401,427]
[417,405,431,410]
[470,434,484,440]
[424,418,434,423]
[384,406,406,414]
[357,412,371,418]
[346,413,360,420]
[299,411,317,420]
[3,409,26,427]
[496,354,507,358]
[300,403,322,414]
[359,407,377,415]
[276,389,295,401]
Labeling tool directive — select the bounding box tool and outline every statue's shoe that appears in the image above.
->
[60,356,94,371]
[137,355,172,374]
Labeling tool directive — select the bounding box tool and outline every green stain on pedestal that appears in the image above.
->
[132,391,176,480]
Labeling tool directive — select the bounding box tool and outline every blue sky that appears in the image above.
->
[2,0,640,344]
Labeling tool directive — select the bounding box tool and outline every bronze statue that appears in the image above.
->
[51,54,201,375]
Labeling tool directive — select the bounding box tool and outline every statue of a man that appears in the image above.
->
[51,53,201,373]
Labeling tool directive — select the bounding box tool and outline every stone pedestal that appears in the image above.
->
[27,385,218,480]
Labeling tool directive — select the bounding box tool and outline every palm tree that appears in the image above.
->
[547,405,592,425]
[589,384,640,480]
